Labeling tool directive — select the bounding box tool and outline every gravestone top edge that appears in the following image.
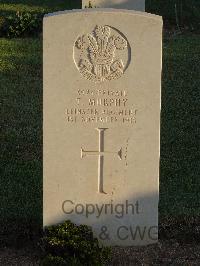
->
[44,8,162,22]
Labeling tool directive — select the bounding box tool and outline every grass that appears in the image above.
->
[0,0,81,16]
[146,0,200,26]
[0,34,199,244]
[160,34,200,216]
[0,38,42,245]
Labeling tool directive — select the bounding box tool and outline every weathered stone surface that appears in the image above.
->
[43,9,162,246]
[82,0,145,11]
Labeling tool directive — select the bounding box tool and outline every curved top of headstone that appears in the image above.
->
[44,9,162,23]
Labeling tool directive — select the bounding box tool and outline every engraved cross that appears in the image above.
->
[81,128,122,193]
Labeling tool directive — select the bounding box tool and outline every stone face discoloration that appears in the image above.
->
[43,9,162,246]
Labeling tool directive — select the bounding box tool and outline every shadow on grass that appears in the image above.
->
[0,38,42,247]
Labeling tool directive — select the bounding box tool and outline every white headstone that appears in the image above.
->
[82,0,145,11]
[44,9,162,246]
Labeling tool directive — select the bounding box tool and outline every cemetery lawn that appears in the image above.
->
[0,34,200,245]
[0,0,81,16]
[1,38,42,245]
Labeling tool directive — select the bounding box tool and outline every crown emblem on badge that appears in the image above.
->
[74,25,129,82]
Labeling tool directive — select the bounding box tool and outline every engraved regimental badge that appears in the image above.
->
[73,25,130,82]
